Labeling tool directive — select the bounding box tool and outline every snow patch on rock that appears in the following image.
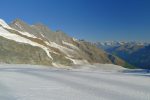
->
[62,41,79,50]
[0,27,53,60]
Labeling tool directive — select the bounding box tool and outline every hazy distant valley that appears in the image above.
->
[95,41,150,69]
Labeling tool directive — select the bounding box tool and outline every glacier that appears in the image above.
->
[0,64,149,100]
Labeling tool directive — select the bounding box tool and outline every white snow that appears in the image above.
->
[49,42,76,57]
[52,63,69,68]
[0,19,10,28]
[72,37,78,42]
[71,64,126,71]
[66,57,89,65]
[0,26,53,60]
[62,41,79,50]
[48,42,85,64]
[40,33,46,38]
[0,19,38,39]
[70,59,89,65]
[17,31,37,38]
[14,22,24,30]
[0,64,149,100]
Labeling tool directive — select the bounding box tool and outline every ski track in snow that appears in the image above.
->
[0,64,150,100]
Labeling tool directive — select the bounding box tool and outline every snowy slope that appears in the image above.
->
[0,64,149,100]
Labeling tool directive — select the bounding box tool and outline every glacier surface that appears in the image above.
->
[0,64,149,100]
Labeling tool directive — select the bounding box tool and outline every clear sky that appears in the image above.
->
[0,0,150,42]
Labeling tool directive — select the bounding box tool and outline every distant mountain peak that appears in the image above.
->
[32,23,51,31]
[9,18,31,32]
[11,18,28,25]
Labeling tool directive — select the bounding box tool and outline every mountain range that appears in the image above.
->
[95,41,150,69]
[0,19,127,68]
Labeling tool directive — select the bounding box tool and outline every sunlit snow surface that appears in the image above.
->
[0,64,150,100]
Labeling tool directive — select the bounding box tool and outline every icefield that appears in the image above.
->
[0,64,149,100]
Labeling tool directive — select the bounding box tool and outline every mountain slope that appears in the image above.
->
[100,42,150,69]
[0,36,52,65]
[121,45,150,69]
[0,19,126,68]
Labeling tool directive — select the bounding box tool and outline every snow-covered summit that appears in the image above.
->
[95,41,150,50]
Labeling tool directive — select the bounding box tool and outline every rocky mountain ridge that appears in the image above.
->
[0,19,126,68]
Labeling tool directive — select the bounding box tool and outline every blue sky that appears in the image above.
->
[0,0,150,42]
